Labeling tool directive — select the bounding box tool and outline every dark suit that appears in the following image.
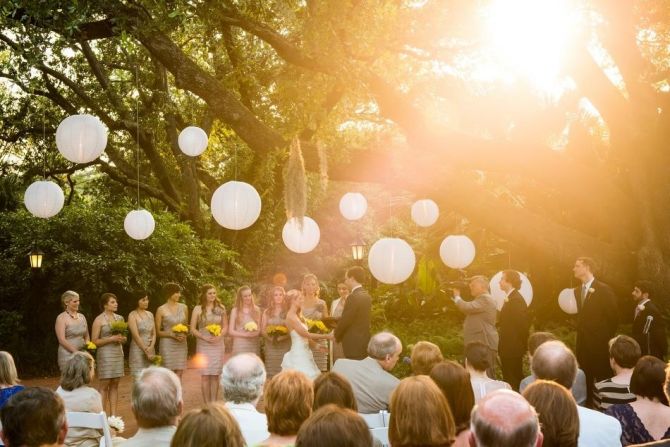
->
[498,289,529,391]
[334,286,371,360]
[632,299,667,360]
[575,279,618,405]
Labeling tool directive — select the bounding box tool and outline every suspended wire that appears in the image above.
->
[135,40,140,209]
[42,106,47,179]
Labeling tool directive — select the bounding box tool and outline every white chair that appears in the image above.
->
[65,411,113,447]
[370,427,390,447]
[381,410,390,427]
[360,411,385,428]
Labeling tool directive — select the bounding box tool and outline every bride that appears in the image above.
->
[281,290,332,380]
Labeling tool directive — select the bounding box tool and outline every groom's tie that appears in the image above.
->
[581,284,588,306]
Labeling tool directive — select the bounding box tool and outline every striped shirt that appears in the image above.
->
[593,378,636,411]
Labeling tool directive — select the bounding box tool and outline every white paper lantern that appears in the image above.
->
[558,288,578,314]
[178,126,208,157]
[439,235,476,269]
[124,209,155,240]
[55,114,107,163]
[368,238,416,284]
[411,199,439,227]
[489,271,534,311]
[282,216,321,253]
[339,192,367,221]
[211,181,262,230]
[24,180,65,218]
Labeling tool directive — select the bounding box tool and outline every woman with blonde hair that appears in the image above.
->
[0,351,24,408]
[228,285,261,355]
[55,290,90,372]
[523,380,579,447]
[170,401,244,447]
[410,341,444,375]
[301,274,329,371]
[261,286,290,378]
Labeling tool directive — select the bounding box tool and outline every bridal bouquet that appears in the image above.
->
[109,321,129,337]
[206,323,222,337]
[243,321,258,332]
[172,324,189,336]
[305,318,329,334]
[266,324,288,342]
[107,415,125,434]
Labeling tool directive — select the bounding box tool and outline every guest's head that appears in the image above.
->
[132,367,183,428]
[337,282,350,299]
[410,341,444,376]
[264,370,313,437]
[500,270,522,292]
[60,351,95,391]
[389,375,455,447]
[169,402,244,447]
[531,340,577,389]
[220,353,266,404]
[0,351,20,387]
[296,405,372,447]
[465,342,492,373]
[313,372,357,411]
[199,284,223,310]
[367,332,402,372]
[0,387,67,447]
[234,285,255,308]
[61,290,80,310]
[163,282,181,301]
[470,389,542,447]
[302,274,320,298]
[99,292,118,312]
[345,266,366,289]
[632,280,654,301]
[527,332,557,356]
[468,275,490,297]
[630,355,669,405]
[522,380,579,447]
[267,286,287,314]
[133,290,149,310]
[429,360,475,434]
[609,335,641,370]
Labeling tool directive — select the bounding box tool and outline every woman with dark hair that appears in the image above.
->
[128,290,156,381]
[301,274,329,372]
[296,405,372,447]
[606,355,670,445]
[313,372,358,411]
[261,286,290,379]
[523,380,580,447]
[429,361,474,447]
[190,284,228,402]
[170,401,244,447]
[228,285,261,355]
[55,290,90,372]
[156,283,189,379]
[91,293,126,416]
[465,341,511,402]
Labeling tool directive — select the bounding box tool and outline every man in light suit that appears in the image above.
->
[335,266,372,360]
[631,280,667,360]
[498,270,530,391]
[453,275,499,375]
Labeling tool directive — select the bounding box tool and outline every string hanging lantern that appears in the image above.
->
[211,181,262,230]
[558,288,578,314]
[24,180,64,218]
[55,114,107,163]
[178,126,208,156]
[439,235,476,269]
[411,199,439,227]
[368,238,416,284]
[339,192,367,221]
[282,216,321,253]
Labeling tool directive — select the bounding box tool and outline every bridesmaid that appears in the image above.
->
[128,290,156,381]
[55,290,90,373]
[91,293,126,416]
[261,286,291,378]
[301,274,330,371]
[228,285,261,355]
[190,284,228,403]
[330,282,350,362]
[155,283,189,379]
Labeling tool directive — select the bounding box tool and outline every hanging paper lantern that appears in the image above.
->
[439,235,476,269]
[489,271,534,311]
[211,181,262,230]
[411,199,439,227]
[339,192,367,221]
[178,126,208,157]
[124,209,155,240]
[282,216,321,253]
[558,288,578,314]
[24,180,65,218]
[55,114,107,163]
[368,238,416,284]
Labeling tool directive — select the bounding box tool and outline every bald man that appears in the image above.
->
[470,389,543,447]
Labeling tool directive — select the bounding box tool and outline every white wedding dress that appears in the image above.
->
[281,322,321,380]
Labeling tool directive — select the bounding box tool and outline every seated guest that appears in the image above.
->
[388,375,455,447]
[430,361,475,447]
[56,352,104,447]
[296,405,372,447]
[606,356,670,445]
[259,370,313,447]
[410,341,443,375]
[0,351,24,409]
[220,353,269,446]
[332,331,402,413]
[523,380,580,447]
[630,363,670,447]
[313,372,358,411]
[594,335,640,411]
[520,331,587,405]
[169,401,244,447]
[465,342,511,402]
[0,387,68,447]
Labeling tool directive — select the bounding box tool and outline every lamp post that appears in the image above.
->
[350,239,366,263]
[28,248,44,269]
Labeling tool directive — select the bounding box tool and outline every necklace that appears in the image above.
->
[65,310,78,320]
[136,309,149,320]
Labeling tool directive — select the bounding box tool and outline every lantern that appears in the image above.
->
[124,209,155,240]
[282,216,321,253]
[439,235,476,269]
[367,238,416,284]
[489,271,534,310]
[558,288,578,314]
[339,192,367,221]
[211,181,262,230]
[55,114,107,163]
[351,239,366,262]
[24,180,65,218]
[178,126,208,157]
[28,249,44,269]
[411,199,439,227]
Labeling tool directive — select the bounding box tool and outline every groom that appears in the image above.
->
[334,266,372,360]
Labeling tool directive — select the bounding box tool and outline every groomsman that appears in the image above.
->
[631,280,667,360]
[498,270,530,391]
[334,266,372,360]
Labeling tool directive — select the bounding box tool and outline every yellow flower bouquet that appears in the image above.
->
[109,321,129,337]
[151,355,163,366]
[305,318,329,334]
[243,321,258,332]
[206,324,222,337]
[172,323,189,335]
[84,341,97,355]
[266,324,288,342]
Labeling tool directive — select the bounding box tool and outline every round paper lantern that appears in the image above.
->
[282,216,320,253]
[558,288,578,314]
[211,181,262,230]
[55,114,107,163]
[411,199,439,227]
[439,235,476,269]
[178,126,208,156]
[339,192,367,221]
[24,180,65,218]
[489,271,534,310]
[124,209,155,240]
[368,238,416,284]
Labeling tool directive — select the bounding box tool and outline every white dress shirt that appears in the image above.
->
[225,401,270,446]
